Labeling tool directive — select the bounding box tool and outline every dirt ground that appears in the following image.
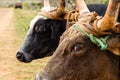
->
[0,8,49,80]
[0,8,37,80]
[0,8,19,80]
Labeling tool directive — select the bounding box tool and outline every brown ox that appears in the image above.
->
[35,0,120,80]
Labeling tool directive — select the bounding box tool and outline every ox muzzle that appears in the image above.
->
[16,51,33,63]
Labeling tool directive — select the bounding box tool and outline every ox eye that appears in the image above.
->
[71,44,83,53]
[35,26,41,32]
[35,26,46,33]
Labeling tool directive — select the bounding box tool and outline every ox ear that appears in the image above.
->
[107,35,120,55]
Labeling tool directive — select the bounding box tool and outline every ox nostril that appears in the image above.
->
[16,52,33,63]
[16,52,24,61]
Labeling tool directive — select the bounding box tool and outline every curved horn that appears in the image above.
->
[75,0,90,15]
[96,0,120,31]
[43,0,50,8]
[56,0,66,17]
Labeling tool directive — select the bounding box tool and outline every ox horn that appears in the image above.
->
[43,0,50,8]
[75,0,90,15]
[56,0,66,17]
[41,0,51,11]
[40,0,66,20]
[96,0,120,31]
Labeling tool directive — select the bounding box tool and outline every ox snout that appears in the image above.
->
[16,51,33,63]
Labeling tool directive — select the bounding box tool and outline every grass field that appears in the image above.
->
[14,9,38,38]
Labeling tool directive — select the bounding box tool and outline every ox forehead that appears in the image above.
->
[36,26,120,80]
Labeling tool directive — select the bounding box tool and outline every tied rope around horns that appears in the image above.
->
[73,24,109,50]
[38,8,80,22]
[66,9,80,29]
[38,8,66,21]
[38,8,120,34]
[38,9,110,50]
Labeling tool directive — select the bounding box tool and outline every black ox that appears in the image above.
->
[16,4,120,63]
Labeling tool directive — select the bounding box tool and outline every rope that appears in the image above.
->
[73,24,109,50]
[66,9,80,29]
[38,8,66,21]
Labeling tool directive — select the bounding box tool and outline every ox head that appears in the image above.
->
[16,0,66,63]
[36,0,120,80]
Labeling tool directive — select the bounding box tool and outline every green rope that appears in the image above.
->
[73,24,109,50]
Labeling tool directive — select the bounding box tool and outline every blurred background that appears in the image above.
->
[0,0,108,9]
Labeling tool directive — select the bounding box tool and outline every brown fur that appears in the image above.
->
[36,27,120,80]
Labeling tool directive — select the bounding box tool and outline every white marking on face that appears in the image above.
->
[30,15,47,29]
[30,7,56,29]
